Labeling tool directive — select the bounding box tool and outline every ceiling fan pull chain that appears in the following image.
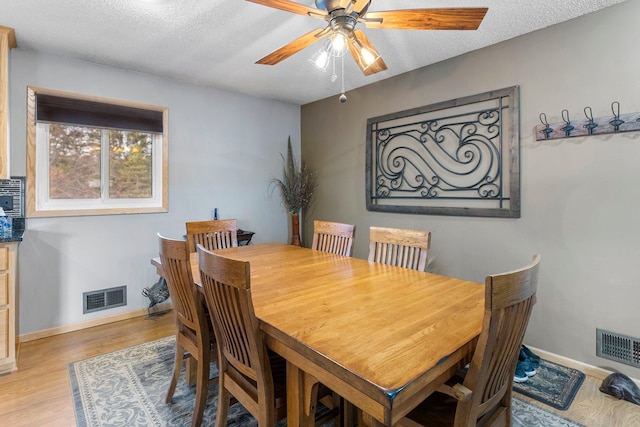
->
[339,54,347,103]
[331,55,337,82]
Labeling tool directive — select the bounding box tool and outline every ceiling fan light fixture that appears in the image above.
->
[309,43,331,72]
[352,36,380,70]
[328,30,349,57]
[360,45,379,67]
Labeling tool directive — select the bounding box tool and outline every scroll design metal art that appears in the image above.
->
[536,101,640,141]
[366,86,520,218]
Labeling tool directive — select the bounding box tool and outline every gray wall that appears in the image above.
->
[9,50,300,334]
[301,0,640,378]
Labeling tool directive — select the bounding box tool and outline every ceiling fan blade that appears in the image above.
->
[351,0,370,14]
[363,8,488,30]
[246,0,326,18]
[256,28,327,65]
[348,30,387,76]
[338,0,369,14]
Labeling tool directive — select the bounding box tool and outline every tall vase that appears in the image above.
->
[291,213,301,246]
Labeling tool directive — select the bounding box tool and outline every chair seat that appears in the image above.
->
[268,351,288,413]
[405,392,458,427]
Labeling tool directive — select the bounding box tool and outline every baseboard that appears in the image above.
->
[525,344,640,387]
[18,302,173,343]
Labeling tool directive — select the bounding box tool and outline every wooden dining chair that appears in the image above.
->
[185,219,238,253]
[400,255,541,427]
[368,226,431,271]
[197,244,287,427]
[158,234,217,427]
[311,220,356,257]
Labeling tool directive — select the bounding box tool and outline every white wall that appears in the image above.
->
[302,0,640,378]
[9,50,300,334]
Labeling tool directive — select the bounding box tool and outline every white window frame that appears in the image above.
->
[27,87,168,217]
[35,123,164,212]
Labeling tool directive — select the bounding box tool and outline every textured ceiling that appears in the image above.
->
[0,0,628,105]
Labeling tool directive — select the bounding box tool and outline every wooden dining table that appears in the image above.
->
[151,242,484,426]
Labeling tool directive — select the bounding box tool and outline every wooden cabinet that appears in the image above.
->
[0,242,17,373]
[0,27,16,179]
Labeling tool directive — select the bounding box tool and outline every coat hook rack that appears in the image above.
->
[536,101,640,141]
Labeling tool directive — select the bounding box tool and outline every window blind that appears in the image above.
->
[36,93,163,133]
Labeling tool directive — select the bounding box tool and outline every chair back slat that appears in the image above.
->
[198,245,265,382]
[186,219,238,253]
[368,226,431,271]
[311,220,356,257]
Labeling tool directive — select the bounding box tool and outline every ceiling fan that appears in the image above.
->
[247,0,488,76]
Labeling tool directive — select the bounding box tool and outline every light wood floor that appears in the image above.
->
[0,311,175,427]
[0,312,638,426]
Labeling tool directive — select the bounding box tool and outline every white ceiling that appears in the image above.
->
[0,0,628,105]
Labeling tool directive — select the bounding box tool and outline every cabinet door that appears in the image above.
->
[0,308,7,359]
[0,246,7,271]
[0,272,7,305]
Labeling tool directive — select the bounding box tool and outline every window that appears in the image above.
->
[27,87,168,217]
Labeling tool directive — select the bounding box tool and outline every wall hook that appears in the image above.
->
[560,109,574,137]
[583,106,598,135]
[536,102,640,141]
[539,113,553,139]
[610,101,625,131]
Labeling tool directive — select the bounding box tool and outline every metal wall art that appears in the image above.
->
[366,86,520,218]
[536,102,640,141]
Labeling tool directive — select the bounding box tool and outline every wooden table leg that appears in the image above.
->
[361,412,386,427]
[286,362,320,427]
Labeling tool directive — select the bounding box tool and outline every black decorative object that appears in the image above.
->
[142,277,169,315]
[599,373,640,406]
[366,86,520,218]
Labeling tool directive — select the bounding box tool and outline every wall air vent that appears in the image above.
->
[596,328,640,368]
[83,286,127,314]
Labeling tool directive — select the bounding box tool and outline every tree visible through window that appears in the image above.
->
[27,87,168,217]
[47,125,154,200]
[109,130,153,199]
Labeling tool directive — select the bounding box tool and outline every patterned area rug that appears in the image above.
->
[512,397,585,427]
[513,359,586,410]
[68,336,260,427]
[69,337,585,427]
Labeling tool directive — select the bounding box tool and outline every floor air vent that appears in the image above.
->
[596,328,640,368]
[83,286,127,314]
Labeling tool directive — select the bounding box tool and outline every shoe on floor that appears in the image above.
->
[521,345,541,369]
[518,352,537,377]
[514,360,529,383]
